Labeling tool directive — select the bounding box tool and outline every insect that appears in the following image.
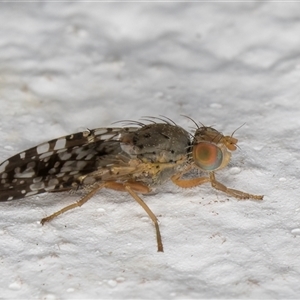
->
[0,117,263,252]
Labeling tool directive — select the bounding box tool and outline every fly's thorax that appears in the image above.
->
[192,126,238,172]
[129,157,189,187]
[119,123,191,164]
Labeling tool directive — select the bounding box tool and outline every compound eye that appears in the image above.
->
[193,142,223,171]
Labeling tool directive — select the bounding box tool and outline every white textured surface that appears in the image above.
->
[0,3,300,299]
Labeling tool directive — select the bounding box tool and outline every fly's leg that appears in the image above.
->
[41,183,106,225]
[172,169,263,200]
[172,174,211,188]
[41,181,164,252]
[171,166,211,188]
[209,172,263,200]
[41,181,145,225]
[103,181,163,252]
[125,185,163,252]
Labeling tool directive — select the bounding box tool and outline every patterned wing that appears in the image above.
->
[0,127,137,201]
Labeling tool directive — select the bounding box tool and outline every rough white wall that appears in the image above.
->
[0,3,299,299]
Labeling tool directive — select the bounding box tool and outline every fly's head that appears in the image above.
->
[192,126,238,172]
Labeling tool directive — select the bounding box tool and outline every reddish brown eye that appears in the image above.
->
[193,142,223,171]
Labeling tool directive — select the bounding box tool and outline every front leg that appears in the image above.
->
[171,173,211,188]
[171,167,263,200]
[171,165,211,188]
[209,172,263,200]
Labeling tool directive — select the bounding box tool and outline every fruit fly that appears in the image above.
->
[0,117,263,252]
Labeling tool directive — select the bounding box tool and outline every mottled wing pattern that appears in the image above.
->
[0,127,137,201]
